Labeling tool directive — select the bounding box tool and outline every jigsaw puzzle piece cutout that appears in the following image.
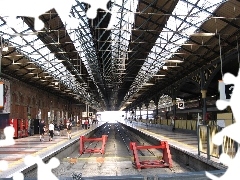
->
[80,0,110,19]
[208,69,240,179]
[0,160,8,171]
[12,172,24,180]
[0,0,76,30]
[223,73,236,85]
[206,150,240,180]
[0,126,15,147]
[23,155,60,180]
[216,100,229,111]
[213,123,240,146]
[219,153,232,167]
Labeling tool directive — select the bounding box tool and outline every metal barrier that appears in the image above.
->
[79,135,108,154]
[197,125,238,159]
[129,141,173,170]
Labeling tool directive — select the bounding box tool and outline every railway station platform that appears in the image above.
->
[122,120,227,171]
[0,121,227,179]
[0,123,103,179]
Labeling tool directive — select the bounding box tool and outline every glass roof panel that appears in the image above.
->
[109,0,138,97]
[0,16,103,110]
[122,0,225,105]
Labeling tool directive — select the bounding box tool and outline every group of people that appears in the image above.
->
[39,120,72,141]
[81,118,97,129]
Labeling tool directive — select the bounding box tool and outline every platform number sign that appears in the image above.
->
[225,84,234,99]
[88,112,93,117]
[178,102,184,109]
[219,80,234,101]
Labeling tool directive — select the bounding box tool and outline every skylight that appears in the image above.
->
[122,0,225,107]
[71,1,107,108]
[109,0,138,95]
[0,16,102,110]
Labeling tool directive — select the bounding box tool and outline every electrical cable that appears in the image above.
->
[219,34,223,78]
[236,36,240,69]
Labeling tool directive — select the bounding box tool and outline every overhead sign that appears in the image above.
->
[88,112,93,117]
[219,80,234,101]
[82,112,87,117]
[178,102,185,109]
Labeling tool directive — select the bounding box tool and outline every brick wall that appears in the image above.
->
[8,78,86,122]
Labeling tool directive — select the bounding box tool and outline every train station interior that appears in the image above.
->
[0,0,239,179]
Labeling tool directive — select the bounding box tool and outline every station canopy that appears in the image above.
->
[0,0,239,111]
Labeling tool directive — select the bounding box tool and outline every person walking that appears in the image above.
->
[39,120,46,141]
[48,121,54,141]
[66,120,72,139]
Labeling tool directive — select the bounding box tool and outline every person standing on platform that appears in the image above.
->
[84,119,88,129]
[48,121,54,141]
[39,120,46,141]
[81,119,85,129]
[89,118,92,127]
[66,120,72,139]
[59,121,64,136]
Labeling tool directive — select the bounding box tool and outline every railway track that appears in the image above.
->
[25,123,194,178]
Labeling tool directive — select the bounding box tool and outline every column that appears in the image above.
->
[139,105,142,121]
[134,107,137,121]
[200,69,207,125]
[201,89,207,124]
[154,96,160,124]
[145,103,149,120]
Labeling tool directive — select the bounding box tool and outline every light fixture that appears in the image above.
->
[2,47,8,52]
[143,83,154,86]
[163,66,168,70]
[12,59,21,65]
[190,33,215,36]
[153,74,165,77]
[33,74,39,78]
[165,59,183,63]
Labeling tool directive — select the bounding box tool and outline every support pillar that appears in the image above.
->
[146,104,149,120]
[139,105,142,121]
[154,96,160,124]
[201,89,207,124]
[134,107,137,121]
[171,88,177,130]
[200,69,208,125]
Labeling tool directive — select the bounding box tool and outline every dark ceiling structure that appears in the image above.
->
[0,0,240,112]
